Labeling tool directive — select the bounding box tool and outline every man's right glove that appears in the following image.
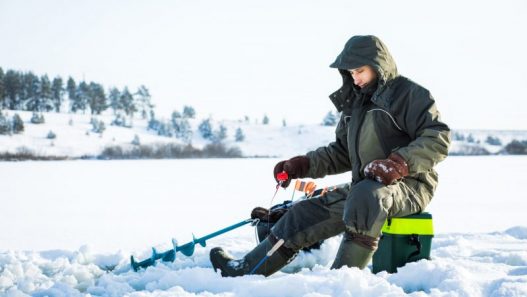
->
[273,155,310,188]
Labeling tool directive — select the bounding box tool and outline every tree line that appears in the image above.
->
[0,67,153,118]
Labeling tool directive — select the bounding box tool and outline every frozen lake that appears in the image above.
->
[1,156,526,253]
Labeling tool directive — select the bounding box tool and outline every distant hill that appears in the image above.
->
[0,110,526,160]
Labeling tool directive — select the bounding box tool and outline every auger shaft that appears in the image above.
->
[131,218,254,271]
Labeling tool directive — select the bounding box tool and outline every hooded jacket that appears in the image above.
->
[306,35,451,205]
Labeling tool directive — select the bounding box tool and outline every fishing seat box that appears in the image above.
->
[372,212,434,273]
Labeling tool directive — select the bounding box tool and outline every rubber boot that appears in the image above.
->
[210,236,295,277]
[330,233,376,270]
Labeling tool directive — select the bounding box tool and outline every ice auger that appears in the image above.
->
[130,218,255,271]
[130,172,327,272]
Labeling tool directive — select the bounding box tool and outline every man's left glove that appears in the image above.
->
[364,153,409,186]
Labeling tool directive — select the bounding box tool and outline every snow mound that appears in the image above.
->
[505,226,527,240]
[2,230,527,297]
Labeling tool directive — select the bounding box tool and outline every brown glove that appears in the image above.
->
[364,153,409,186]
[273,155,310,188]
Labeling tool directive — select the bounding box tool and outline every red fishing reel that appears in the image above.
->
[276,171,289,183]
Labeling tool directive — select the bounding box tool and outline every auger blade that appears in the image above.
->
[130,219,254,271]
[177,241,196,257]
[160,249,176,262]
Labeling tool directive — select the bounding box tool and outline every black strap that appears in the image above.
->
[407,234,421,260]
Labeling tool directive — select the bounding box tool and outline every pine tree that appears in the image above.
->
[175,118,192,143]
[120,87,136,117]
[30,112,45,124]
[66,77,77,112]
[213,124,227,143]
[72,81,89,113]
[97,120,106,134]
[39,75,54,112]
[172,110,192,141]
[108,87,121,114]
[504,140,527,155]
[4,70,21,109]
[147,110,160,131]
[485,135,502,146]
[88,82,107,114]
[0,112,9,135]
[47,130,56,139]
[11,113,24,134]
[90,117,106,133]
[172,110,182,119]
[0,67,5,109]
[111,112,129,127]
[452,132,465,141]
[51,76,64,112]
[183,105,196,118]
[262,114,270,125]
[235,127,245,142]
[198,118,213,140]
[156,121,173,137]
[132,134,141,145]
[322,111,338,126]
[21,72,41,111]
[18,73,30,106]
[171,111,181,131]
[134,85,153,119]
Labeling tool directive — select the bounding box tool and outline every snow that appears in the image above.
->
[1,232,526,296]
[1,156,527,296]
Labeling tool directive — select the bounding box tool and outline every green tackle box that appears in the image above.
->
[372,212,434,274]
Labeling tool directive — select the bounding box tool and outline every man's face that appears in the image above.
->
[348,65,377,88]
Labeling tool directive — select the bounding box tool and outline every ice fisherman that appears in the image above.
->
[210,35,451,277]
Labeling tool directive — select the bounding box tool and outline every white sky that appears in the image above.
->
[1,0,526,129]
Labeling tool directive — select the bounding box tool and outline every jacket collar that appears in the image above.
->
[329,72,397,112]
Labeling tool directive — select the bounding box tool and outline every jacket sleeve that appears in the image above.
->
[305,115,352,178]
[393,86,451,174]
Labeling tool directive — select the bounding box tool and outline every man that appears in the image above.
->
[210,35,451,277]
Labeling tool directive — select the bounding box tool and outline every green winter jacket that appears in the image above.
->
[306,35,451,205]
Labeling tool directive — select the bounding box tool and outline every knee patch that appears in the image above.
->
[343,180,393,234]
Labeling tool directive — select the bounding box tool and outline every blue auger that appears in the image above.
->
[131,218,254,271]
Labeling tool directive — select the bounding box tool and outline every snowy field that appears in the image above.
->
[1,156,527,296]
[1,111,526,160]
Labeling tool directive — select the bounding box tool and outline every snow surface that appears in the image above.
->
[1,157,527,296]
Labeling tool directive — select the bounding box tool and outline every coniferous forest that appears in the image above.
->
[1,66,526,159]
[0,66,153,117]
